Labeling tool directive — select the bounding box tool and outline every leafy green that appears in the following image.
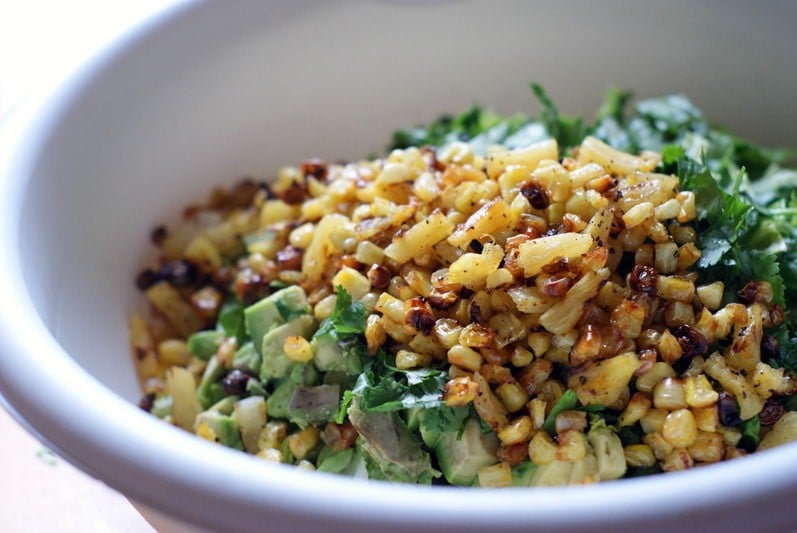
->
[419,405,470,436]
[543,390,579,435]
[217,299,246,344]
[354,359,447,414]
[314,286,367,338]
[741,416,761,449]
[531,83,586,152]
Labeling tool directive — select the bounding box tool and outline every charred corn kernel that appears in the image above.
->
[697,282,724,311]
[496,382,530,413]
[433,319,462,349]
[395,349,432,370]
[619,392,652,427]
[540,380,566,410]
[647,221,671,243]
[313,294,337,321]
[258,421,287,451]
[498,416,533,445]
[459,323,495,348]
[642,432,674,460]
[676,242,701,271]
[610,299,645,340]
[661,448,694,472]
[653,377,687,410]
[332,267,371,301]
[624,444,657,468]
[529,430,558,466]
[283,336,313,363]
[354,241,384,265]
[654,198,681,221]
[287,427,320,460]
[718,425,743,447]
[408,334,446,360]
[668,223,696,244]
[257,447,283,462]
[622,201,654,228]
[692,406,720,433]
[374,292,404,323]
[527,331,552,358]
[684,374,719,408]
[477,462,512,488]
[556,430,587,462]
[403,268,433,298]
[364,314,387,355]
[640,408,668,434]
[157,339,192,367]
[664,301,695,327]
[443,376,479,407]
[654,242,679,274]
[677,191,696,222]
[510,345,534,368]
[528,398,547,430]
[657,329,684,365]
[555,410,588,434]
[683,356,706,377]
[751,362,787,401]
[656,276,695,302]
[439,141,474,166]
[447,345,483,373]
[661,409,698,448]
[636,362,677,393]
[688,431,725,463]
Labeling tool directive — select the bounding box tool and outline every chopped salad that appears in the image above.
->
[130,86,797,486]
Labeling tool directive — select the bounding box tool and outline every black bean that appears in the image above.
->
[718,392,741,427]
[223,369,251,396]
[761,335,780,360]
[135,268,161,290]
[159,259,199,286]
[138,393,155,412]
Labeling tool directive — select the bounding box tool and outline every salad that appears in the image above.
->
[130,86,797,487]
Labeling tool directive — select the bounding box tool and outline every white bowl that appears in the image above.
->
[1,1,796,531]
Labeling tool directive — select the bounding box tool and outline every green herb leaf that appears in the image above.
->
[741,416,761,448]
[543,389,579,435]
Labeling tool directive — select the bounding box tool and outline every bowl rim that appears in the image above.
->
[0,1,796,531]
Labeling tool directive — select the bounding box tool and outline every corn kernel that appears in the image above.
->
[157,339,192,367]
[624,444,657,468]
[640,408,668,434]
[556,430,587,462]
[283,336,313,363]
[692,405,720,433]
[661,448,694,472]
[447,345,484,373]
[642,432,674,460]
[684,374,719,408]
[496,382,530,413]
[688,431,725,463]
[443,376,479,407]
[395,349,432,370]
[498,416,533,446]
[622,202,654,228]
[661,409,698,448]
[433,319,463,350]
[528,398,547,430]
[287,427,320,460]
[257,448,283,462]
[653,377,687,410]
[697,282,724,311]
[477,462,512,488]
[619,392,652,427]
[636,362,676,393]
[529,430,558,466]
[554,410,588,434]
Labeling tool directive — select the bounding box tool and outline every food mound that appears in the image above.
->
[130,89,797,487]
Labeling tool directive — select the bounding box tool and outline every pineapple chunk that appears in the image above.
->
[567,352,640,406]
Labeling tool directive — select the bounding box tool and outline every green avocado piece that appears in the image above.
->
[266,364,319,419]
[287,384,340,428]
[232,342,261,375]
[512,461,538,486]
[195,410,243,450]
[317,448,355,474]
[435,418,499,486]
[186,330,224,361]
[260,315,315,382]
[197,356,226,409]
[244,285,310,355]
[348,398,436,484]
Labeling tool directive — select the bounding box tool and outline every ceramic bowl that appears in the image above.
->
[1,1,796,531]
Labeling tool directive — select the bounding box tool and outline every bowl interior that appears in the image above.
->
[7,1,797,531]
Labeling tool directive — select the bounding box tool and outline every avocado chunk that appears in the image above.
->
[311,334,363,375]
[197,355,226,409]
[512,461,538,486]
[317,447,355,474]
[244,286,310,355]
[260,314,315,382]
[186,330,224,361]
[435,418,499,486]
[348,398,436,484]
[231,342,261,375]
[195,410,243,450]
[266,364,319,419]
[287,384,340,428]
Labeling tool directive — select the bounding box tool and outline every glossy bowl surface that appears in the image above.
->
[1,2,796,531]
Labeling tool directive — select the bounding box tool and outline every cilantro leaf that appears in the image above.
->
[314,286,367,339]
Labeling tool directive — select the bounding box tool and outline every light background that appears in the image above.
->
[0,2,170,531]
